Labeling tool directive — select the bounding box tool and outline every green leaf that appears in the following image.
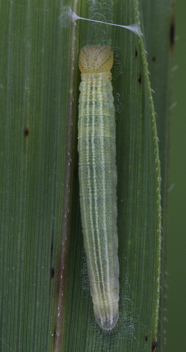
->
[0,0,172,351]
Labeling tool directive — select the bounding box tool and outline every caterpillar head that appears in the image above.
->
[79,46,114,73]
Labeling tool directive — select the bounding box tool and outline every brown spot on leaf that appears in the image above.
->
[170,19,175,49]
[51,268,55,279]
[152,341,158,351]
[138,74,142,84]
[24,128,29,137]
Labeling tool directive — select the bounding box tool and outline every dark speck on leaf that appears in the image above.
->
[24,128,29,137]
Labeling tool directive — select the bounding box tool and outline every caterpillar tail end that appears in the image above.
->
[94,304,119,331]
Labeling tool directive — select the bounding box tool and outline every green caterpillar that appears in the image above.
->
[78,46,119,330]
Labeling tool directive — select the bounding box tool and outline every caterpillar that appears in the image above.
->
[78,46,119,330]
